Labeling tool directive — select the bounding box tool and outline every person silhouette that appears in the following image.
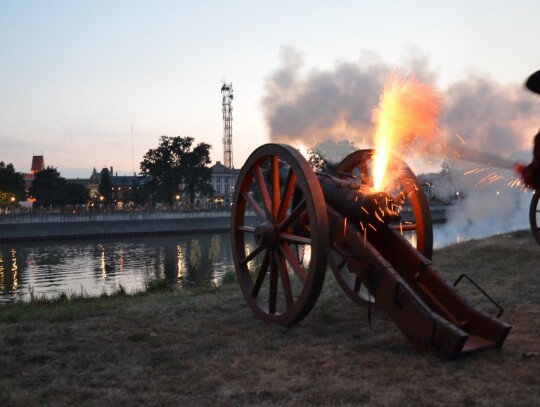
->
[515,70,540,189]
[526,70,540,94]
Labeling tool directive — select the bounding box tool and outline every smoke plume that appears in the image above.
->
[262,47,540,246]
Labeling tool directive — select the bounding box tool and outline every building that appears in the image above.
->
[22,155,45,191]
[31,156,44,173]
[88,167,146,209]
[209,161,240,207]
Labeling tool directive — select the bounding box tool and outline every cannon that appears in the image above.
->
[231,144,511,357]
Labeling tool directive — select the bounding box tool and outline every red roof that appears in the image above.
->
[31,155,44,173]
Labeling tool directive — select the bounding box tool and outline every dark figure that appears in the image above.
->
[516,71,540,189]
[526,70,540,94]
[516,131,540,189]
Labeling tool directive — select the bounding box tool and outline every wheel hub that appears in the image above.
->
[254,221,278,249]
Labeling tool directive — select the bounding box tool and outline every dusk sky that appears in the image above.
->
[2,1,540,178]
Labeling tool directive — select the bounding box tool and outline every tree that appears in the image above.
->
[98,169,113,204]
[29,167,67,208]
[307,140,357,173]
[131,178,151,207]
[0,162,25,204]
[62,182,89,206]
[140,136,213,205]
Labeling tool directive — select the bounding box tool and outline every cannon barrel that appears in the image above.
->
[317,173,400,227]
[276,162,400,227]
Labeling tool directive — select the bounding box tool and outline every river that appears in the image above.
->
[0,233,239,304]
[0,222,526,304]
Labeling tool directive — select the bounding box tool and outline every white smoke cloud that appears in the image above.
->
[262,47,540,247]
[433,169,532,248]
[441,75,539,162]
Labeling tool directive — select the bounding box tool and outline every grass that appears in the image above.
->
[1,231,540,406]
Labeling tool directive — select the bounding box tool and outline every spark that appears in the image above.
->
[508,178,522,188]
[368,223,377,232]
[464,168,483,175]
[475,171,503,187]
[454,133,466,145]
[361,206,369,215]
[364,227,367,248]
[374,211,384,223]
[344,217,347,237]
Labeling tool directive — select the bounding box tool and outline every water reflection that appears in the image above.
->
[0,233,235,304]
[0,227,442,304]
[0,248,21,299]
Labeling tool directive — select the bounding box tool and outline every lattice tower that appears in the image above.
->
[221,83,234,168]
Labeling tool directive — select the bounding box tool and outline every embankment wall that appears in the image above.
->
[0,207,447,242]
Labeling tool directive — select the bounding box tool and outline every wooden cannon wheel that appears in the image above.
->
[231,143,329,325]
[529,190,540,245]
[329,149,433,305]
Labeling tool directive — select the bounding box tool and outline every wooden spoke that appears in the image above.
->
[254,164,272,218]
[277,168,296,223]
[251,251,270,298]
[240,244,265,267]
[237,225,256,233]
[269,253,278,314]
[271,156,281,219]
[278,242,307,283]
[275,251,293,310]
[243,192,267,222]
[279,233,311,245]
[278,199,307,232]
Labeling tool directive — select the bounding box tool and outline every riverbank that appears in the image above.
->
[0,206,448,242]
[1,230,538,406]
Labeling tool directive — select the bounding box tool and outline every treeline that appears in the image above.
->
[0,135,214,210]
[0,163,87,210]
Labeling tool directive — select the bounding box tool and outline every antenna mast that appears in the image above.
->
[221,82,233,169]
[131,121,135,176]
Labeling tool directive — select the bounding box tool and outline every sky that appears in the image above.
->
[2,0,540,178]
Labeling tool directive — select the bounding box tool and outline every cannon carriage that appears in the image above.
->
[231,143,511,357]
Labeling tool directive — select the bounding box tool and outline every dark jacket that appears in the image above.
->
[522,130,540,189]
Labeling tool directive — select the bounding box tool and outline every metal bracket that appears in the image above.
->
[454,274,504,318]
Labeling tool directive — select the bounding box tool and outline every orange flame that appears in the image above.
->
[372,73,441,190]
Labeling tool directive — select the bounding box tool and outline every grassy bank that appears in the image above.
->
[1,231,539,406]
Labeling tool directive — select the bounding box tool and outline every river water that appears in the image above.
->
[0,233,238,304]
[0,223,525,304]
